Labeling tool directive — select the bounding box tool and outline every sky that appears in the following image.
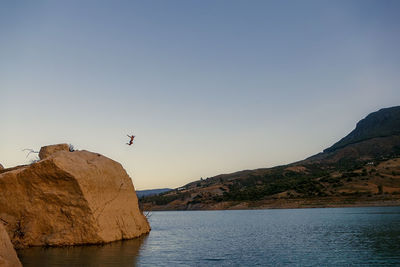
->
[1,0,400,190]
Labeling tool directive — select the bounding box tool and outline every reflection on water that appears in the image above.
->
[137,207,400,266]
[359,221,400,262]
[18,235,147,267]
[17,207,400,266]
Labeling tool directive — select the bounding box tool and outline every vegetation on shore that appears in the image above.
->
[140,107,400,210]
[140,155,400,210]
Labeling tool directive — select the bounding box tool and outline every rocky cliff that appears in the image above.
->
[0,223,21,267]
[306,106,400,163]
[0,144,150,248]
[324,106,400,152]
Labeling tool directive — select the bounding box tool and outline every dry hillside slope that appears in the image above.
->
[141,106,400,210]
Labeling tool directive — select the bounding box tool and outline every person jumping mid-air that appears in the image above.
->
[127,134,135,146]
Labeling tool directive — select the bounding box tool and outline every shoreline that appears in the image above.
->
[144,196,400,211]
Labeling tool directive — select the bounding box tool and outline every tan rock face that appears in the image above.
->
[0,144,150,248]
[38,143,70,160]
[0,223,22,267]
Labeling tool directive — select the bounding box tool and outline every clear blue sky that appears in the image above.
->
[1,0,399,189]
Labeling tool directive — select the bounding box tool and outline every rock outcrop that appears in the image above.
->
[0,164,3,170]
[39,143,70,160]
[324,106,400,152]
[0,223,21,267]
[0,144,150,248]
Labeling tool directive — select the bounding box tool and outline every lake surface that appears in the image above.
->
[18,206,400,266]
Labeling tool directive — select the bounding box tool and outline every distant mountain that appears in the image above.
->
[306,106,400,163]
[140,106,400,210]
[324,106,400,152]
[136,188,172,198]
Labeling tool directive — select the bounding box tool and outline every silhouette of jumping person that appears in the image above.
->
[127,135,135,145]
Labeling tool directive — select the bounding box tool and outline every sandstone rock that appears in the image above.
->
[0,223,21,267]
[38,143,70,160]
[0,144,150,248]
[0,164,3,170]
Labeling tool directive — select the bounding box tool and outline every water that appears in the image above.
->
[18,207,400,266]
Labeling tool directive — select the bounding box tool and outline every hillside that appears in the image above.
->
[324,106,400,152]
[136,188,172,198]
[140,106,400,210]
